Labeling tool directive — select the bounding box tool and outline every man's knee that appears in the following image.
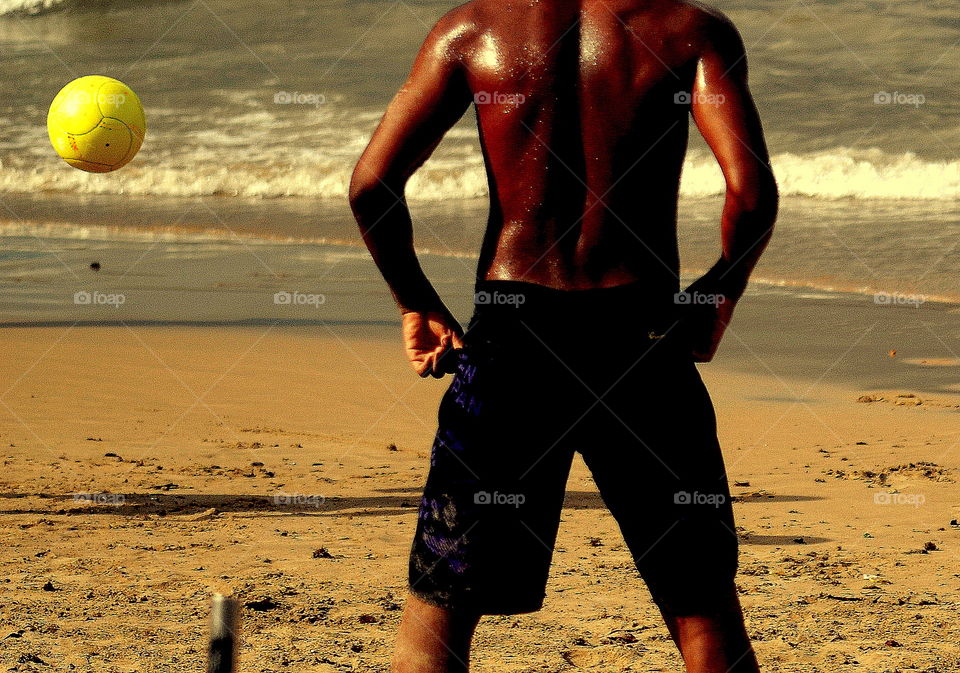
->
[393,593,479,673]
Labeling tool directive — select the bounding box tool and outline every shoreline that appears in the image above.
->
[2,285,958,396]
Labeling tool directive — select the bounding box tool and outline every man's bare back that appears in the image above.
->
[464,0,715,290]
[350,0,776,369]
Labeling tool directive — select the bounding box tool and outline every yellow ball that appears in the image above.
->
[47,75,146,173]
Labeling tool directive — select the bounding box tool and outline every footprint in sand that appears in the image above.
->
[562,645,639,669]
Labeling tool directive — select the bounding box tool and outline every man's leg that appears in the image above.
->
[392,592,481,673]
[576,332,758,673]
[657,585,760,673]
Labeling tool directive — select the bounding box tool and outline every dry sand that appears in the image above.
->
[1,325,959,672]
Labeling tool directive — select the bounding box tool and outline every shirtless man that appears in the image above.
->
[349,0,778,670]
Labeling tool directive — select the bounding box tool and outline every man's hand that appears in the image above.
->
[681,295,736,362]
[680,261,741,362]
[402,310,465,378]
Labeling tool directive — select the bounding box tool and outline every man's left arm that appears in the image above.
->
[349,9,474,377]
[685,12,779,362]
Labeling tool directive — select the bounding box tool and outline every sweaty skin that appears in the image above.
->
[349,0,777,367]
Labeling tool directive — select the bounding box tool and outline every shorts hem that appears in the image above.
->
[407,585,544,616]
[646,579,739,616]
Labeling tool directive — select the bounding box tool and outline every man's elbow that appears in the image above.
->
[348,164,398,214]
[759,175,779,216]
[732,175,778,223]
[348,170,380,214]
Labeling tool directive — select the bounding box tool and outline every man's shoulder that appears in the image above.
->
[422,0,742,57]
[670,0,743,49]
[669,0,733,26]
[597,0,741,55]
[424,1,479,51]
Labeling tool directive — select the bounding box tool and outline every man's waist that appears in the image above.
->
[470,279,680,331]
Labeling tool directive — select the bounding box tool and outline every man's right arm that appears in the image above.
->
[686,10,778,360]
[349,8,477,378]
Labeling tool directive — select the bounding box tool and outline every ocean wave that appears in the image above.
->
[0,0,67,15]
[2,145,957,201]
[0,0,180,16]
[682,149,960,200]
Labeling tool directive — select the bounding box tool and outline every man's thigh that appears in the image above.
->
[409,331,578,614]
[578,357,738,615]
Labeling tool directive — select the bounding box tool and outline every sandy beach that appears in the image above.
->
[2,321,958,672]
[2,0,958,668]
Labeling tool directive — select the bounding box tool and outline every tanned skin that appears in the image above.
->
[350,0,778,669]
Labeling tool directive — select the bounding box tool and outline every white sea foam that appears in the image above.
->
[681,149,960,200]
[3,145,956,201]
[0,0,67,15]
